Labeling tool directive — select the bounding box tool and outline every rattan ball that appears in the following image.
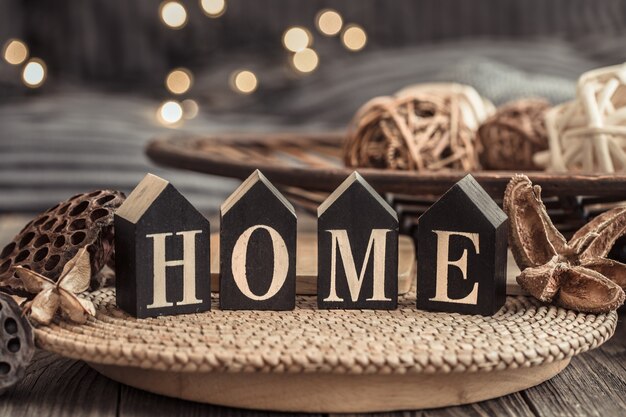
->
[477,98,551,170]
[344,83,494,171]
[534,63,626,173]
[0,190,125,295]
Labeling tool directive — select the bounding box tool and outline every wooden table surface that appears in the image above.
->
[1,214,625,417]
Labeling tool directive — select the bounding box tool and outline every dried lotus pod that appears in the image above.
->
[0,292,35,395]
[0,190,125,294]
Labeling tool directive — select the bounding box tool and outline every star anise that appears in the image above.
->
[13,248,96,325]
[503,174,626,313]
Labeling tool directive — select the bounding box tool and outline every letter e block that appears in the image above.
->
[318,172,399,310]
[115,174,211,318]
[220,170,297,310]
[417,174,508,316]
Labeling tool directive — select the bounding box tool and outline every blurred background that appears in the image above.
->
[1,0,626,213]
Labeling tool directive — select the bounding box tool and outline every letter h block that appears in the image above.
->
[417,174,508,316]
[114,174,211,318]
[219,170,297,310]
[318,172,399,310]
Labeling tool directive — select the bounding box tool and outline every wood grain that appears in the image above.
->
[91,359,570,412]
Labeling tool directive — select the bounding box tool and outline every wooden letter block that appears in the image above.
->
[115,174,211,318]
[317,172,398,310]
[417,174,508,316]
[219,170,296,310]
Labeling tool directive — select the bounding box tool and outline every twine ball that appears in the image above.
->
[534,63,626,173]
[344,83,494,171]
[477,98,550,170]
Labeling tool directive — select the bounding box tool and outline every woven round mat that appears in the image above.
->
[34,288,617,375]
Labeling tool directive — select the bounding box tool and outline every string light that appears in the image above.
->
[292,48,318,73]
[22,59,46,88]
[315,9,343,36]
[341,24,367,51]
[165,68,193,94]
[3,39,28,65]
[282,27,312,53]
[231,70,258,94]
[159,1,187,29]
[158,100,184,126]
[182,99,199,119]
[200,0,226,17]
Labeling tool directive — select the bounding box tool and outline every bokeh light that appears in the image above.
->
[158,100,184,125]
[160,1,188,29]
[165,68,193,94]
[292,48,319,73]
[316,10,343,36]
[282,27,312,52]
[200,0,226,17]
[22,59,46,88]
[3,39,29,65]
[182,99,199,119]
[231,70,258,94]
[341,25,367,51]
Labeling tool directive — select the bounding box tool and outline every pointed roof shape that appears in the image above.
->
[116,173,170,224]
[318,171,397,220]
[221,169,295,216]
[425,174,506,227]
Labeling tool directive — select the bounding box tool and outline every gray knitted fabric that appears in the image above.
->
[0,38,621,213]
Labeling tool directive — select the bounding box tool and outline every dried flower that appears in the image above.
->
[504,174,626,313]
[14,248,95,325]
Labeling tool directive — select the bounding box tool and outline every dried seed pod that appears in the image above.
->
[516,258,562,302]
[570,206,626,260]
[0,292,35,395]
[0,190,125,295]
[556,266,625,314]
[503,174,568,270]
[477,98,550,170]
[505,174,626,313]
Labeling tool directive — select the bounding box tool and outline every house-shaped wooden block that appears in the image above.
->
[114,173,211,318]
[317,172,398,310]
[220,170,297,310]
[417,174,508,316]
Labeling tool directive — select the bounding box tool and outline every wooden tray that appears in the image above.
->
[146,132,626,197]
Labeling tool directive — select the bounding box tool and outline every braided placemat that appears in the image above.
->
[35,288,617,375]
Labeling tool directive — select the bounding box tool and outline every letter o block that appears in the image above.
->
[219,170,297,310]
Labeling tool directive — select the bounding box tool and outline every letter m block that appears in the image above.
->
[317,172,399,310]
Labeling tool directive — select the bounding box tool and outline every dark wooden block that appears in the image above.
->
[219,170,297,310]
[417,174,508,316]
[114,173,211,318]
[317,172,399,310]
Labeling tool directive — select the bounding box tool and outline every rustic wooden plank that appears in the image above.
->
[0,350,119,417]
[518,317,626,417]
